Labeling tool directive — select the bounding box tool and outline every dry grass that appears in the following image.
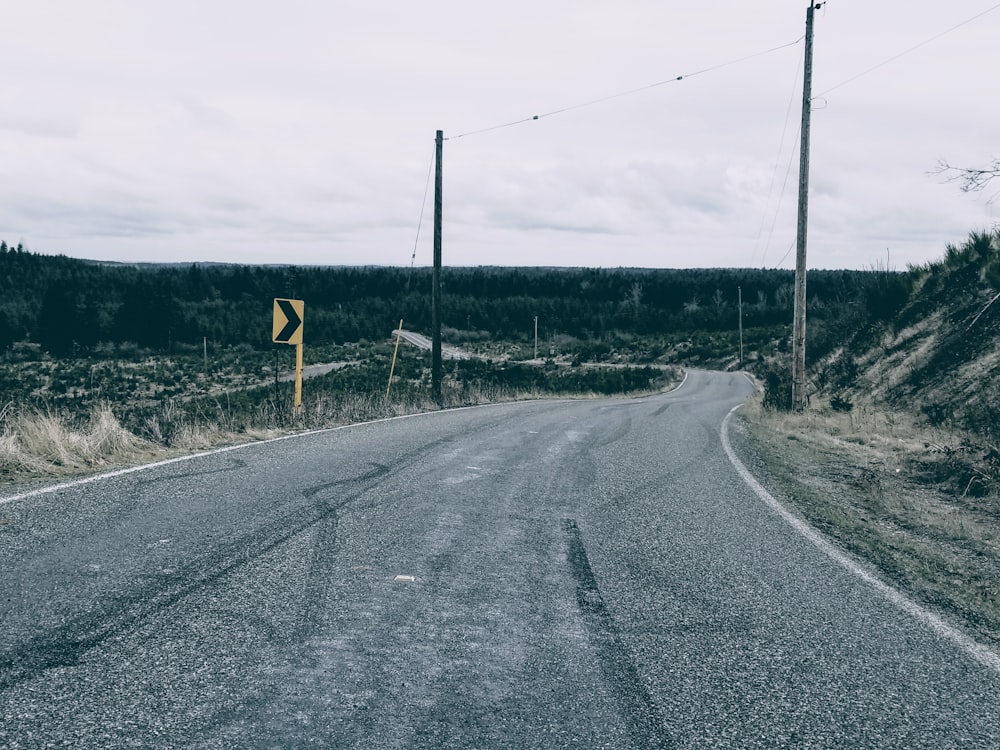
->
[0,372,672,487]
[852,313,942,400]
[738,397,1000,648]
[0,402,153,476]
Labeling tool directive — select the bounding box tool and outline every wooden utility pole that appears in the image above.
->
[432,130,444,402]
[792,1,820,410]
[738,287,744,368]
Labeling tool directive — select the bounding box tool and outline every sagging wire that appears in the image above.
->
[754,40,805,268]
[446,37,804,141]
[405,142,437,290]
[817,1,1000,98]
[775,241,796,269]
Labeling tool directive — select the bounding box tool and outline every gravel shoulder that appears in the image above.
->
[726,401,1000,652]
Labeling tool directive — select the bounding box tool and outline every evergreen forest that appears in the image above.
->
[0,240,903,369]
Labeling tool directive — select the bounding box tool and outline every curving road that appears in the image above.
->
[2,370,999,748]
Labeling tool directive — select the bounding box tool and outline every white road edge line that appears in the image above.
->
[1,368,686,508]
[721,403,1000,675]
[675,369,689,391]
[0,399,564,508]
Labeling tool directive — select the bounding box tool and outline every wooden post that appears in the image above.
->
[738,287,744,368]
[294,342,303,415]
[432,130,443,403]
[386,320,404,401]
[792,1,819,410]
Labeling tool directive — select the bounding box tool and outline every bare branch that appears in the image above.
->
[935,158,1000,193]
[967,290,1000,332]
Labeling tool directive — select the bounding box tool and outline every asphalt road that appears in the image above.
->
[2,370,1000,748]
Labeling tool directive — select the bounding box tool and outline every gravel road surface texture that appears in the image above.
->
[2,370,999,748]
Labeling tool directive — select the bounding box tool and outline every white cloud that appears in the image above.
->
[1,1,998,269]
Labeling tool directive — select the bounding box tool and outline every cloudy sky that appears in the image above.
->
[2,1,998,270]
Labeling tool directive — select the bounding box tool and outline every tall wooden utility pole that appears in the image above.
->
[738,287,744,368]
[791,1,820,410]
[432,130,444,402]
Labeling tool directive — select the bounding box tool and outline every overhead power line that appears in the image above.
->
[405,143,436,285]
[817,2,1000,97]
[755,41,805,268]
[447,37,803,141]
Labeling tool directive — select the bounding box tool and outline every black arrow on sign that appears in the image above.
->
[275,299,302,342]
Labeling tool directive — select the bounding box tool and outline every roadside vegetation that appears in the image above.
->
[0,242,883,483]
[737,402,1000,648]
[740,227,1000,647]
[0,333,680,482]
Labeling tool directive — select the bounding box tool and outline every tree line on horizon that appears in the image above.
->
[0,241,907,364]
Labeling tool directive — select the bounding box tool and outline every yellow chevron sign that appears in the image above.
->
[272,298,304,344]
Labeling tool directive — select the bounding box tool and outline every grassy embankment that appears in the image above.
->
[738,230,1000,648]
[739,401,1000,648]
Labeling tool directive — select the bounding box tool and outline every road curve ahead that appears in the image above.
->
[2,370,999,748]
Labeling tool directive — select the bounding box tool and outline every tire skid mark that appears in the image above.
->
[652,402,672,417]
[0,501,339,691]
[561,518,672,750]
[0,470,386,693]
[0,406,573,700]
[0,423,505,692]
[134,457,248,487]
[302,463,391,496]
